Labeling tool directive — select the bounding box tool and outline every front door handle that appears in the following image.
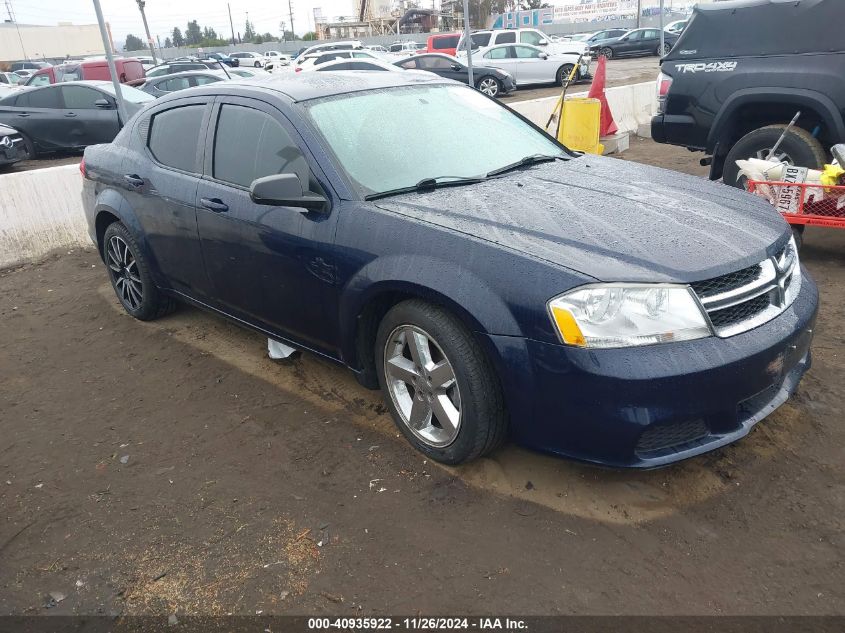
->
[64,112,77,118]
[123,174,145,188]
[17,113,29,118]
[200,197,229,213]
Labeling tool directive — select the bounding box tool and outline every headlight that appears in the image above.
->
[548,284,712,348]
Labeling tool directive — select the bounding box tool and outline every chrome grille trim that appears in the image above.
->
[693,241,800,338]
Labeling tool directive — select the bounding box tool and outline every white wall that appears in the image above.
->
[0,24,104,62]
[0,164,90,269]
[509,80,656,136]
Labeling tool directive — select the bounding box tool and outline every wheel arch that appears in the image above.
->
[706,88,845,177]
[338,259,522,389]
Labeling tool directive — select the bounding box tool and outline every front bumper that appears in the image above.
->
[482,270,818,468]
[0,138,25,165]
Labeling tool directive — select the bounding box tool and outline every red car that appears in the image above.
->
[25,58,145,87]
[425,33,461,57]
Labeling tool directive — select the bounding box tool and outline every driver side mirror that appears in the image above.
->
[450,63,461,71]
[94,98,113,109]
[539,52,549,59]
[250,173,327,212]
[537,40,548,46]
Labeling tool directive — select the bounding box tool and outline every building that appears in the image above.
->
[0,22,103,63]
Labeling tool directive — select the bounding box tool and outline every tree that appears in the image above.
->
[243,19,256,42]
[124,34,145,51]
[203,26,218,41]
[518,0,550,9]
[185,20,202,45]
[302,32,317,41]
[171,27,184,47]
[164,37,172,48]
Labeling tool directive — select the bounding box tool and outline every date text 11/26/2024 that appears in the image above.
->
[308,618,528,630]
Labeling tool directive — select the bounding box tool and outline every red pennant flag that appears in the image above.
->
[587,55,618,137]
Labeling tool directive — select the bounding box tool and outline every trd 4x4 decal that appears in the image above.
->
[675,61,738,74]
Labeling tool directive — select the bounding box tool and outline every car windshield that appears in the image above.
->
[303,84,566,196]
[99,83,155,104]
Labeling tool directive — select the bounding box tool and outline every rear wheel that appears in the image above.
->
[103,222,175,321]
[476,75,501,97]
[600,47,613,60]
[375,300,507,464]
[254,60,262,68]
[723,124,827,188]
[657,42,673,56]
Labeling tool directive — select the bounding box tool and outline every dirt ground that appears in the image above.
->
[1,140,844,618]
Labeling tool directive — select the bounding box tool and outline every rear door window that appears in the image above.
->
[61,85,102,108]
[19,86,62,108]
[496,32,516,44]
[148,104,206,172]
[484,47,509,60]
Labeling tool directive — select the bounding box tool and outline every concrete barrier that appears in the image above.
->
[0,164,89,269]
[510,80,657,136]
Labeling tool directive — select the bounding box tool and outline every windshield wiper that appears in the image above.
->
[364,176,486,201]
[486,154,563,178]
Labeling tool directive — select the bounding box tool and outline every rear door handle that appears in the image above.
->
[17,113,29,118]
[64,112,77,118]
[200,197,229,213]
[123,174,145,188]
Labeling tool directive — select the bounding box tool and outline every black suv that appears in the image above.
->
[651,0,844,186]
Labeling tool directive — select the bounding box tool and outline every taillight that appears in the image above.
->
[295,66,302,73]
[656,72,672,113]
[79,158,87,178]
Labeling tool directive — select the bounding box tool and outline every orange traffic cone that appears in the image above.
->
[587,55,618,137]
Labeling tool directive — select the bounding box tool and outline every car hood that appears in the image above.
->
[590,37,622,47]
[373,155,788,283]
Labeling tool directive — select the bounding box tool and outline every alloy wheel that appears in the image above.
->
[478,77,499,97]
[601,47,613,60]
[755,147,793,164]
[106,235,143,310]
[660,43,672,55]
[383,325,462,448]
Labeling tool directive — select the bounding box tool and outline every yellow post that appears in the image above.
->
[557,97,604,155]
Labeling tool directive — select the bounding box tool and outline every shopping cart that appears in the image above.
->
[746,179,845,246]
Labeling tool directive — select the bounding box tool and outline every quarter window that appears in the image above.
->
[148,105,205,172]
[212,104,308,189]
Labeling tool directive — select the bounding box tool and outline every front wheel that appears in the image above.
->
[254,61,262,68]
[375,300,507,464]
[103,222,175,321]
[476,75,501,97]
[20,133,35,159]
[557,64,576,86]
[600,47,613,60]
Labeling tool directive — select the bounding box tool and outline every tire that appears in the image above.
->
[20,133,35,159]
[657,42,672,56]
[254,61,261,68]
[556,64,575,86]
[600,47,613,60]
[475,75,502,98]
[792,225,805,250]
[102,222,176,321]
[723,124,827,189]
[375,300,507,464]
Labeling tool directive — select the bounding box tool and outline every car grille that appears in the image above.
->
[635,418,709,457]
[691,241,801,337]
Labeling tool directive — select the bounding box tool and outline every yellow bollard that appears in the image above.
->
[557,97,604,155]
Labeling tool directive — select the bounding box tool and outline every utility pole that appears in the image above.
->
[6,0,28,60]
[462,0,472,86]
[135,0,158,63]
[228,3,236,45]
[636,0,642,28]
[659,0,665,56]
[288,0,295,40]
[92,0,128,127]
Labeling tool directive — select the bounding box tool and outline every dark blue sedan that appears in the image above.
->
[81,72,817,467]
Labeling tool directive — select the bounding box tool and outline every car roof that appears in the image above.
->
[150,70,226,81]
[161,70,449,103]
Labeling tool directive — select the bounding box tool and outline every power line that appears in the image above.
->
[6,0,29,59]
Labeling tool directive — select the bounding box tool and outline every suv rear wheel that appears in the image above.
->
[723,124,827,188]
[375,300,507,464]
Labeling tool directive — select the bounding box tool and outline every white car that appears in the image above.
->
[229,51,266,68]
[664,19,689,35]
[458,28,589,58]
[365,45,388,53]
[292,41,364,65]
[472,43,589,85]
[294,49,381,73]
[388,41,426,55]
[264,50,291,66]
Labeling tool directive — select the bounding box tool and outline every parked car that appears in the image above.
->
[394,53,515,97]
[82,72,816,467]
[0,72,24,86]
[664,19,688,35]
[229,52,265,68]
[144,61,217,79]
[0,81,153,156]
[24,58,146,86]
[458,28,589,58]
[0,123,26,168]
[134,56,157,71]
[584,28,629,45]
[141,71,227,97]
[12,69,34,78]
[388,42,426,55]
[474,44,588,85]
[204,52,239,67]
[424,33,461,57]
[10,60,51,73]
[294,50,381,73]
[365,45,388,53]
[652,0,842,188]
[228,68,266,78]
[307,58,403,73]
[264,51,290,65]
[293,41,364,65]
[589,28,678,59]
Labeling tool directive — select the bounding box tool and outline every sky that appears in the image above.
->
[6,0,357,46]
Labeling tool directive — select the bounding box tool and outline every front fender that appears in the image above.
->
[337,253,524,367]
